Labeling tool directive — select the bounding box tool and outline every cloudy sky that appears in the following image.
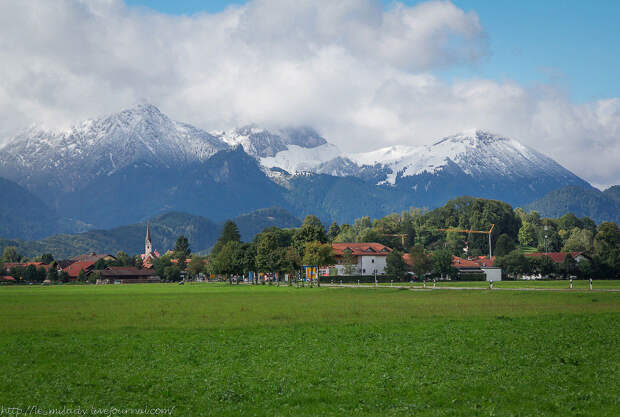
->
[0,0,618,188]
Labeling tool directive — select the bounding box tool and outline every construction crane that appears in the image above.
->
[383,233,408,247]
[439,224,495,258]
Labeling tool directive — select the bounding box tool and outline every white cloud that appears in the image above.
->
[0,0,617,186]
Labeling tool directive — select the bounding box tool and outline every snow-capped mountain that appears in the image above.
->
[212,125,341,176]
[0,104,228,193]
[0,104,595,235]
[349,129,584,186]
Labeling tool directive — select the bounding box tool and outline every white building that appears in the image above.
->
[329,243,392,276]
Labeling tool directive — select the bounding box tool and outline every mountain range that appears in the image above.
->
[0,103,615,241]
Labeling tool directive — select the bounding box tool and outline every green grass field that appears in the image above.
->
[355,279,620,290]
[1,284,619,416]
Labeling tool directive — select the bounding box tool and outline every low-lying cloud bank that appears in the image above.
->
[0,0,617,187]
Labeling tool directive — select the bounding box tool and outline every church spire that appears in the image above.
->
[146,222,151,242]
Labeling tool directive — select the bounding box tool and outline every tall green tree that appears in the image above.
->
[173,235,191,268]
[294,215,327,254]
[211,221,241,257]
[494,234,515,257]
[342,248,357,275]
[327,222,340,242]
[430,250,455,279]
[385,250,407,280]
[409,245,431,280]
[518,223,537,247]
[302,241,335,268]
[2,246,20,263]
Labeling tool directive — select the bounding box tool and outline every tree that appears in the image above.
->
[302,242,335,269]
[187,256,206,279]
[212,241,245,282]
[342,248,357,275]
[23,264,37,282]
[494,234,515,257]
[430,250,455,279]
[327,222,340,242]
[2,246,20,263]
[173,235,191,267]
[40,253,54,264]
[282,247,302,285]
[211,221,241,257]
[58,271,69,283]
[77,269,87,283]
[255,231,282,274]
[89,271,101,284]
[518,223,537,247]
[46,266,58,282]
[561,254,578,278]
[36,266,47,282]
[409,245,431,280]
[94,258,108,270]
[385,250,407,280]
[294,215,327,254]
[163,265,181,282]
[577,260,592,279]
[532,255,555,276]
[495,251,532,277]
[115,251,133,267]
[562,228,594,252]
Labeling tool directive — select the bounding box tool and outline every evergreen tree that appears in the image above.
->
[327,222,340,242]
[211,221,241,256]
[173,235,191,268]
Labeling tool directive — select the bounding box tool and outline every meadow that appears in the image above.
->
[1,284,619,416]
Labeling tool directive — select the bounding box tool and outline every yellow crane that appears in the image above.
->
[383,233,408,247]
[438,224,495,258]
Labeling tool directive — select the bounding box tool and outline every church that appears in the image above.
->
[140,224,160,268]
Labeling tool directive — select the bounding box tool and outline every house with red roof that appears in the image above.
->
[330,242,392,276]
[524,252,589,264]
[63,261,95,279]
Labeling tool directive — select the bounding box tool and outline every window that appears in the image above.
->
[371,259,374,263]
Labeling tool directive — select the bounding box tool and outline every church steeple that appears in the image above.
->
[145,223,152,258]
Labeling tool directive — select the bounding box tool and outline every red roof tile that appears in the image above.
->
[524,252,583,263]
[0,275,16,281]
[63,261,95,278]
[451,256,481,269]
[332,242,392,256]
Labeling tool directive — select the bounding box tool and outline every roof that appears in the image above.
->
[63,261,95,277]
[468,256,496,267]
[71,253,116,263]
[3,262,55,271]
[332,243,392,256]
[524,252,583,263]
[451,256,482,269]
[99,266,157,278]
[0,275,16,281]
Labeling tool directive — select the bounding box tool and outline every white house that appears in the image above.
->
[329,243,392,276]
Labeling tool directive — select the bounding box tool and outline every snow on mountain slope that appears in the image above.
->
[260,143,342,174]
[349,129,582,185]
[213,125,327,158]
[0,104,228,192]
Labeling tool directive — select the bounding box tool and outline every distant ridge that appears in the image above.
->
[525,185,620,224]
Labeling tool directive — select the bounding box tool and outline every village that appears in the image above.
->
[0,221,594,286]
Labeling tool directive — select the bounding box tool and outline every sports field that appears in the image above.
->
[1,284,619,416]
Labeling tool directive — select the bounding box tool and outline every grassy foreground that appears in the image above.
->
[1,284,619,416]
